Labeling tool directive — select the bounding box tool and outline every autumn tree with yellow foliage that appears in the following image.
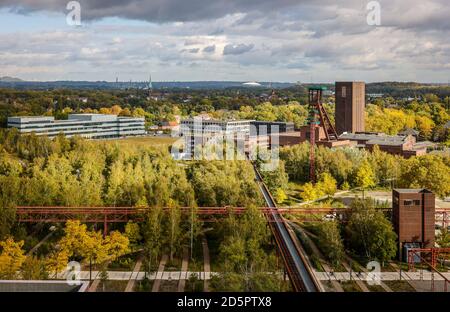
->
[47,221,130,278]
[0,237,26,279]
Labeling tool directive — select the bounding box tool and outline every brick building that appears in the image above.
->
[392,189,435,260]
[335,81,365,135]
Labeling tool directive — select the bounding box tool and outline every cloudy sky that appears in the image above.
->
[0,0,449,82]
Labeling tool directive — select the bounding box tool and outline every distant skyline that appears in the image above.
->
[0,1,449,83]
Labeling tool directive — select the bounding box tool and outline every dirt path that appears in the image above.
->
[124,254,144,292]
[88,273,101,292]
[151,254,168,292]
[202,238,211,292]
[177,248,189,292]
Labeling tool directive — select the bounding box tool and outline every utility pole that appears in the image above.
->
[190,207,194,260]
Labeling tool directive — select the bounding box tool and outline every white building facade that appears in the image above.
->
[7,114,145,139]
[180,118,271,159]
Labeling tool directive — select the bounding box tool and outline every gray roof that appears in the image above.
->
[339,132,408,146]
[412,141,436,150]
[398,128,420,136]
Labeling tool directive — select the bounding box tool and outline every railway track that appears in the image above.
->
[253,164,322,292]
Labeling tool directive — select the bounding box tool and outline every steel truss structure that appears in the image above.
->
[407,247,450,292]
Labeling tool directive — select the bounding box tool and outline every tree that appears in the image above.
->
[345,198,397,265]
[260,160,289,194]
[187,206,203,260]
[318,172,337,198]
[210,272,245,292]
[213,206,275,291]
[99,265,109,292]
[21,256,49,280]
[0,237,26,279]
[46,249,69,278]
[165,203,182,262]
[275,188,287,204]
[125,221,142,248]
[0,157,20,239]
[355,160,376,199]
[399,155,450,198]
[104,231,130,262]
[317,222,344,266]
[142,207,163,275]
[56,221,129,280]
[436,229,450,248]
[302,182,320,202]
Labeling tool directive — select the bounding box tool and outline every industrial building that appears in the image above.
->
[250,121,294,136]
[392,189,435,261]
[339,132,429,157]
[7,114,146,139]
[335,81,366,135]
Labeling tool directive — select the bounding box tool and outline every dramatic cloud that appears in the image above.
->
[1,0,449,31]
[0,0,449,82]
[0,0,302,23]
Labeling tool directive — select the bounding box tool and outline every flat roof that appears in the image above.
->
[308,86,327,91]
[251,120,294,125]
[394,188,433,194]
[181,119,253,123]
[340,132,408,144]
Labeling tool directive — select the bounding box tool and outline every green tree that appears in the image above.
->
[436,229,450,248]
[165,203,182,262]
[399,155,450,198]
[317,222,344,266]
[345,198,397,265]
[125,221,142,247]
[142,207,163,275]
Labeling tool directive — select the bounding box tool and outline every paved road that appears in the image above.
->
[55,270,450,282]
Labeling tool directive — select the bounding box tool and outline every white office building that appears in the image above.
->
[7,114,146,139]
[180,118,271,158]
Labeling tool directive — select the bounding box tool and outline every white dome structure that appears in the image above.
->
[242,81,262,87]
